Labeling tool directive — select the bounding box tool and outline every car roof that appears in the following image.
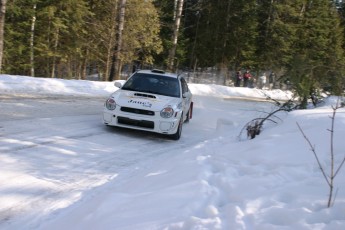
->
[135,69,179,79]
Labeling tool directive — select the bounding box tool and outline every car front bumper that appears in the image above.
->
[103,108,181,135]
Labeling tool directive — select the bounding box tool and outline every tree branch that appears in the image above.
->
[296,122,330,186]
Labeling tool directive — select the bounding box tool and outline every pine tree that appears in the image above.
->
[153,0,181,69]
[256,0,301,71]
[288,0,345,107]
[121,0,162,71]
[4,0,92,78]
[4,0,36,75]
[83,0,118,81]
[185,0,258,70]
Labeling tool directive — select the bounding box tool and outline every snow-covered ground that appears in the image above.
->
[0,74,345,230]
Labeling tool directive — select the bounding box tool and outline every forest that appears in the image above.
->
[0,0,344,104]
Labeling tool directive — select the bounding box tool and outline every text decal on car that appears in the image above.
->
[128,99,152,108]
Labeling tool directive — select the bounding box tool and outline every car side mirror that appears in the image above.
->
[182,92,190,98]
[114,81,123,88]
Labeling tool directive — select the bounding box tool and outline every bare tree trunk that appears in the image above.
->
[51,28,59,78]
[109,0,126,81]
[81,49,89,80]
[67,59,72,79]
[105,38,113,80]
[173,0,178,20]
[220,0,232,84]
[265,0,274,39]
[0,0,7,73]
[193,58,198,78]
[167,0,184,72]
[299,3,306,17]
[104,1,118,81]
[190,11,200,72]
[327,103,336,208]
[30,3,37,77]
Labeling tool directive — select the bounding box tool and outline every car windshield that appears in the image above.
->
[121,73,180,98]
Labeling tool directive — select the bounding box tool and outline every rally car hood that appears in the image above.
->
[112,90,181,111]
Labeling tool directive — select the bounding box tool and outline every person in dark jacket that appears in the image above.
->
[243,70,252,87]
[234,71,242,87]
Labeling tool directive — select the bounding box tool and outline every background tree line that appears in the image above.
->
[0,0,344,104]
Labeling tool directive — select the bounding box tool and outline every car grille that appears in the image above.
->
[120,107,155,116]
[134,93,156,99]
[117,116,154,129]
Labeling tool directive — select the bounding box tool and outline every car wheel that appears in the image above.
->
[184,109,190,123]
[170,116,183,140]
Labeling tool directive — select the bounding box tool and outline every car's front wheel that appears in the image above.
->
[184,102,193,123]
[170,116,183,140]
[184,109,190,123]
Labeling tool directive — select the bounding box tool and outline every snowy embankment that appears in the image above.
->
[0,74,293,101]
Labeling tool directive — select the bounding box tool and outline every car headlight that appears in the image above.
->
[160,106,174,118]
[105,98,116,110]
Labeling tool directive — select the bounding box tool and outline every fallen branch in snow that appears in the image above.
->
[239,98,296,140]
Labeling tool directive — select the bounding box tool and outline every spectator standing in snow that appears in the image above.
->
[258,72,267,89]
[242,70,252,87]
[269,72,276,89]
[234,71,242,87]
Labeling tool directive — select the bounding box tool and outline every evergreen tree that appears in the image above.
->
[4,0,36,75]
[2,0,344,89]
[187,0,258,70]
[153,0,179,69]
[288,0,345,107]
[84,0,118,80]
[256,0,301,72]
[36,0,92,78]
[4,0,92,78]
[121,0,162,71]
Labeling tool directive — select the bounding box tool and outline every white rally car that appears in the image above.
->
[103,69,193,140]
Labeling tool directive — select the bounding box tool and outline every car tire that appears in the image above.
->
[170,116,183,140]
[184,109,190,123]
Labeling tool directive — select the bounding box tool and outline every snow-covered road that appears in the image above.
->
[0,94,271,229]
[1,75,345,229]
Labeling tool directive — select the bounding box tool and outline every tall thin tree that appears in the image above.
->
[167,0,183,72]
[30,3,36,77]
[109,0,126,81]
[0,0,7,73]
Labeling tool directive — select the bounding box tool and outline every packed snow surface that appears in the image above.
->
[0,74,345,230]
